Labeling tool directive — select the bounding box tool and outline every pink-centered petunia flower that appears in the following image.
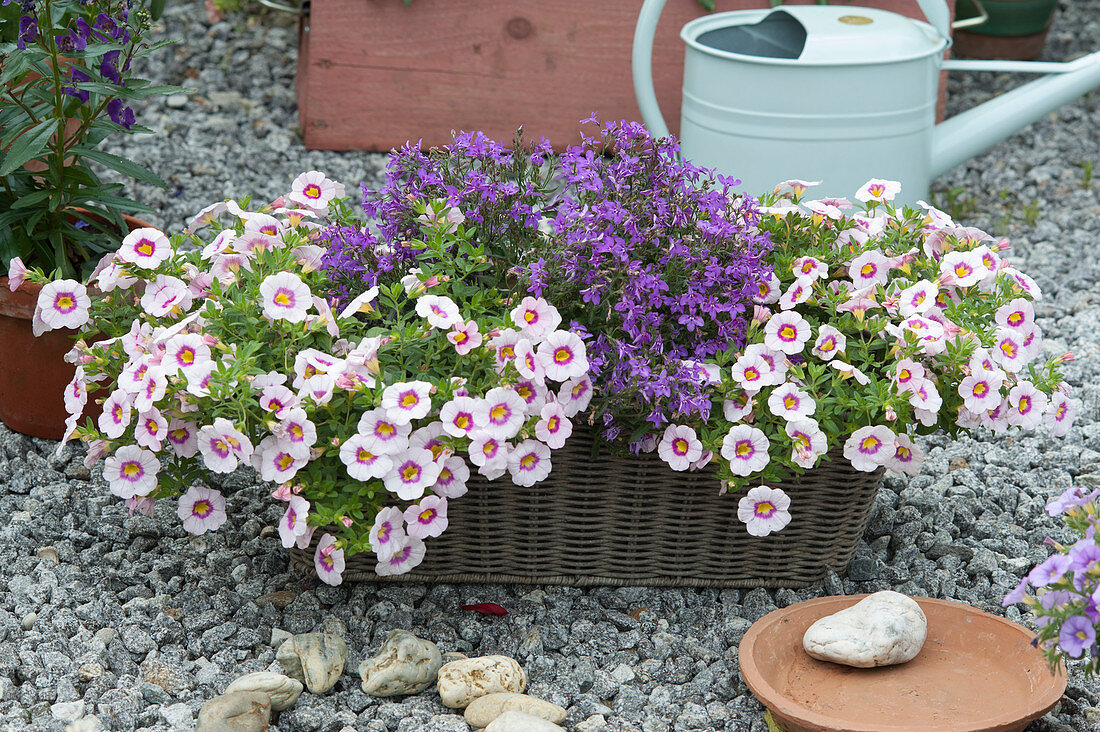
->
[535,401,572,449]
[537,330,589,382]
[380,381,433,425]
[1006,381,1047,430]
[558,376,593,417]
[737,485,792,537]
[103,445,160,499]
[375,536,426,577]
[849,250,891,289]
[288,170,339,209]
[140,275,193,317]
[197,417,254,473]
[773,179,821,197]
[98,389,133,439]
[439,396,484,438]
[940,251,984,288]
[723,391,755,423]
[177,485,227,535]
[898,280,937,317]
[34,280,91,333]
[253,435,308,483]
[1046,392,1077,437]
[134,409,168,451]
[721,425,770,476]
[468,431,509,470]
[793,258,826,282]
[958,367,1004,413]
[885,433,923,476]
[1002,267,1042,300]
[339,433,394,481]
[166,419,199,459]
[447,320,483,355]
[117,227,171,269]
[279,495,313,548]
[893,358,926,393]
[369,506,406,561]
[778,281,811,311]
[811,325,846,361]
[475,387,528,440]
[995,298,1035,332]
[656,424,702,472]
[753,272,781,305]
[6,257,27,292]
[383,449,444,501]
[415,294,462,329]
[314,533,346,586]
[356,408,411,455]
[513,339,547,381]
[409,422,450,463]
[490,328,523,368]
[855,178,900,203]
[507,439,553,486]
[731,353,769,391]
[990,328,1029,373]
[767,382,816,422]
[804,199,845,220]
[260,271,312,323]
[433,456,471,499]
[162,333,211,377]
[843,425,896,472]
[513,378,548,415]
[63,366,87,417]
[830,359,871,386]
[510,296,562,341]
[763,311,811,356]
[785,419,827,469]
[126,496,156,517]
[405,495,449,539]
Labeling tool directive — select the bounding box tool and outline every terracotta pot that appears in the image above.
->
[0,212,152,440]
[738,594,1067,732]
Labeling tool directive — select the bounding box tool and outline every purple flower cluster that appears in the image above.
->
[529,120,771,438]
[320,120,772,443]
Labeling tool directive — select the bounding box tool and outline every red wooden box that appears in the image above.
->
[297,0,955,152]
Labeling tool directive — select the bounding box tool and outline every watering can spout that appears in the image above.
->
[932,52,1100,180]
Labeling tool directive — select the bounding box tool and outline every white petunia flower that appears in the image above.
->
[117,227,171,269]
[177,485,227,535]
[737,485,792,537]
[767,382,816,421]
[657,424,702,472]
[259,271,312,323]
[103,445,160,499]
[721,425,770,476]
[763,311,811,356]
[843,425,896,472]
[507,439,553,487]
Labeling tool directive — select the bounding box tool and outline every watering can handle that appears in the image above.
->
[915,0,952,40]
[632,0,671,139]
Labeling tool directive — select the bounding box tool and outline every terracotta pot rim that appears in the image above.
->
[738,594,1067,732]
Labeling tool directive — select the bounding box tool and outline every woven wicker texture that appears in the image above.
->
[290,427,884,587]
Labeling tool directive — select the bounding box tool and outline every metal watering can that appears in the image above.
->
[632,0,1100,201]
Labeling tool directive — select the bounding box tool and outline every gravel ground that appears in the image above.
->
[2,0,1100,730]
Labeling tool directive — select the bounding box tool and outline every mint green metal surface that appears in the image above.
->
[632,0,1100,201]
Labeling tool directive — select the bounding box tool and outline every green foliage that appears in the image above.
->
[934,185,977,222]
[0,0,182,279]
[1082,160,1095,189]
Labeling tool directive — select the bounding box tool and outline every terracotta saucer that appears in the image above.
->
[738,595,1067,732]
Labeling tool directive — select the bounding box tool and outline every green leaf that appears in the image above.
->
[11,190,51,209]
[0,119,55,176]
[149,0,167,19]
[73,147,169,189]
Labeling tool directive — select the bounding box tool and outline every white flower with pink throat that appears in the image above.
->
[843,425,896,472]
[508,439,553,486]
[537,330,589,381]
[177,485,227,535]
[738,485,792,537]
[104,445,160,499]
[117,228,171,269]
[34,280,91,333]
[314,533,345,586]
[511,296,562,340]
[369,506,406,560]
[721,425,770,476]
[260,271,312,323]
[381,381,433,425]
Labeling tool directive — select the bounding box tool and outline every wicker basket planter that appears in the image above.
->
[290,426,884,588]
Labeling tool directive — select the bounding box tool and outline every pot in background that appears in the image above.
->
[953,0,1060,60]
[0,212,152,440]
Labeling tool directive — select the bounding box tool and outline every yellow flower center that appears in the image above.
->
[521,454,536,469]
[274,292,290,306]
[402,464,420,481]
[554,347,571,363]
[401,393,419,408]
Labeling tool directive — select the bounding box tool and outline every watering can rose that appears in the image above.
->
[24,174,593,585]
